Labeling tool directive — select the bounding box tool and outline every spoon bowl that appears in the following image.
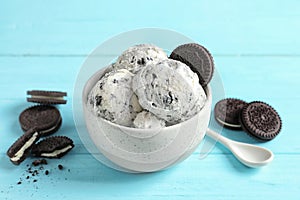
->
[206,128,274,168]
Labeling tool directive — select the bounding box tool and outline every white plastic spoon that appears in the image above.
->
[206,128,274,168]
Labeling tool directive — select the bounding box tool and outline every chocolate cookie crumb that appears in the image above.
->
[58,164,63,170]
[41,159,48,165]
[32,159,48,166]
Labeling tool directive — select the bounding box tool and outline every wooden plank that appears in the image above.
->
[0,154,299,199]
[1,0,300,55]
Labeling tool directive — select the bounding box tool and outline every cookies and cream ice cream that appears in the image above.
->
[112,44,168,73]
[132,59,206,124]
[87,44,207,128]
[133,111,166,129]
[87,68,142,127]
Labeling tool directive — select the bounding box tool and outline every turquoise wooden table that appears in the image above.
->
[1,1,299,199]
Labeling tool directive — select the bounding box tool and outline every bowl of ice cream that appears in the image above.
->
[82,44,212,172]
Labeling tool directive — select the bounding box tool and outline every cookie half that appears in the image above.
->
[169,43,214,87]
[27,90,67,104]
[240,101,282,141]
[19,105,62,136]
[214,98,248,130]
[7,128,40,165]
[31,136,74,158]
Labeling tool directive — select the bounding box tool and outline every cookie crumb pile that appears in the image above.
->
[15,159,70,185]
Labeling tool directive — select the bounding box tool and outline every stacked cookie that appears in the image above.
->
[7,90,74,165]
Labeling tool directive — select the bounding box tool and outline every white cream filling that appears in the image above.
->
[216,117,241,128]
[41,145,73,157]
[31,95,64,100]
[11,132,39,162]
[40,119,61,134]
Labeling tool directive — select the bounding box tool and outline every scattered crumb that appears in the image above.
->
[14,159,71,188]
[32,159,48,166]
[58,164,63,170]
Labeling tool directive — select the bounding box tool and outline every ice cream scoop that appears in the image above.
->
[87,68,142,127]
[132,59,206,124]
[133,110,166,129]
[113,44,168,73]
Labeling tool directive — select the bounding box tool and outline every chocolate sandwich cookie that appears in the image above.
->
[31,136,74,158]
[240,101,282,141]
[214,98,248,130]
[19,105,62,136]
[169,43,214,87]
[27,90,67,104]
[7,128,40,165]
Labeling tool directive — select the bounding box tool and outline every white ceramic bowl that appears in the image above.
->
[83,67,212,172]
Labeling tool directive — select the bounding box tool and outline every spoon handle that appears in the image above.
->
[206,128,232,148]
